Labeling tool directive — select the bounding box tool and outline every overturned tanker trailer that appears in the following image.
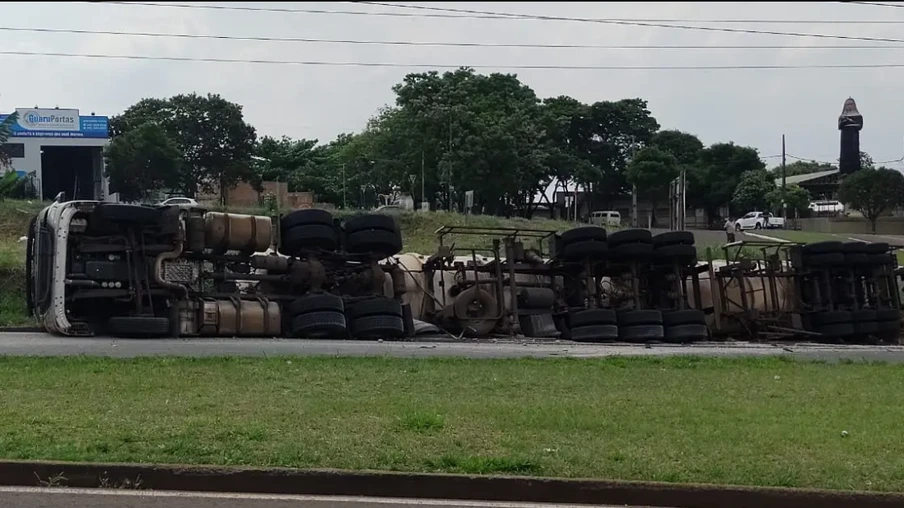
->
[26,200,904,343]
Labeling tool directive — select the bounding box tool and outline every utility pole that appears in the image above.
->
[421,149,426,211]
[342,163,347,209]
[781,134,787,220]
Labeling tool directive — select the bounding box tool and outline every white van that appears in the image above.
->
[590,210,621,227]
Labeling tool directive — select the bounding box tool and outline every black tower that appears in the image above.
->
[838,97,863,175]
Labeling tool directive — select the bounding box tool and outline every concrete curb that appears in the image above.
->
[0,327,42,333]
[0,460,902,508]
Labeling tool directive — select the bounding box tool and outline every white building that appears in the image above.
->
[1,107,110,201]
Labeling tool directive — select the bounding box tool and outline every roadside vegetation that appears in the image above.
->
[0,200,44,326]
[1,355,903,492]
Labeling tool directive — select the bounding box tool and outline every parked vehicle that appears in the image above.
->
[808,200,845,215]
[159,197,199,208]
[734,211,785,231]
[589,210,621,227]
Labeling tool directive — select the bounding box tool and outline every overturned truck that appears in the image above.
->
[26,200,904,343]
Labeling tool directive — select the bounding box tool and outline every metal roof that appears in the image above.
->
[774,168,840,186]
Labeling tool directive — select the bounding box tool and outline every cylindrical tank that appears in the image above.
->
[199,299,281,337]
[204,212,272,253]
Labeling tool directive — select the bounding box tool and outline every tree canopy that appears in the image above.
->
[0,112,17,169]
[103,68,773,222]
[108,93,257,201]
[838,167,904,232]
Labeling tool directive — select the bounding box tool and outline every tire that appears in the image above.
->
[346,229,403,257]
[665,324,708,343]
[286,293,344,317]
[281,209,333,230]
[854,321,878,336]
[281,224,338,253]
[453,287,498,337]
[735,224,741,232]
[608,229,653,248]
[811,311,852,326]
[561,226,607,246]
[817,323,855,338]
[620,324,664,342]
[517,288,556,309]
[344,214,399,235]
[802,241,843,255]
[845,254,869,266]
[663,309,707,327]
[346,297,403,322]
[876,309,902,322]
[571,309,618,328]
[654,244,697,264]
[864,242,890,255]
[107,316,171,338]
[869,254,894,266]
[754,223,762,230]
[350,315,405,339]
[611,242,654,261]
[562,240,607,261]
[802,253,845,267]
[571,324,619,343]
[97,204,161,226]
[653,231,695,248]
[618,310,663,327]
[843,242,869,254]
[290,311,347,339]
[876,320,902,333]
[851,309,877,323]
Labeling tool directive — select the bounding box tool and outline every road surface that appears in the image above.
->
[0,487,651,508]
[2,332,904,362]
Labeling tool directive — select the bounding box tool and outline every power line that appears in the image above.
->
[6,49,904,70]
[94,1,904,23]
[7,25,904,50]
[353,2,904,44]
[842,1,904,7]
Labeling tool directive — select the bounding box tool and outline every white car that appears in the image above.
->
[734,211,785,231]
[160,197,199,208]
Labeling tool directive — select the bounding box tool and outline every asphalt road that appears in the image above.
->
[3,332,904,362]
[0,487,650,508]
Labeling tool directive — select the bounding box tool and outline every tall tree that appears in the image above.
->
[104,122,182,203]
[689,142,766,220]
[731,169,776,213]
[651,129,703,165]
[838,167,904,232]
[110,93,257,201]
[626,146,678,226]
[766,184,810,216]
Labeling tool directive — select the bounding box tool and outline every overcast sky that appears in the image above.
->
[1,1,903,171]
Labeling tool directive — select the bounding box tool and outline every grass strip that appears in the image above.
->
[0,355,902,492]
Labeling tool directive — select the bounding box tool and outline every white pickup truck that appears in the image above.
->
[734,211,785,231]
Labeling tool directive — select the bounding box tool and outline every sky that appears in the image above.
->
[1,1,903,171]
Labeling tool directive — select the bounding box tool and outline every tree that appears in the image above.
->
[689,142,766,219]
[731,169,776,213]
[651,129,703,165]
[104,122,183,203]
[0,112,17,169]
[860,151,875,170]
[766,184,811,216]
[626,146,678,226]
[838,167,904,232]
[110,93,257,201]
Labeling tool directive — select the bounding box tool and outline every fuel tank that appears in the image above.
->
[204,212,272,253]
[189,299,281,337]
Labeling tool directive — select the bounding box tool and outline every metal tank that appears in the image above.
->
[204,212,272,253]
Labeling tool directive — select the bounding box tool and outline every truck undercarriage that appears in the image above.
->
[26,201,904,344]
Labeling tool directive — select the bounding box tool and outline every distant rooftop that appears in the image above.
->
[774,168,840,186]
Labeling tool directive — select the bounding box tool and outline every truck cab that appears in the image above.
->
[734,211,785,231]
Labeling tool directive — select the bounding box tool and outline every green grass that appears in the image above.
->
[1,355,904,492]
[0,200,43,327]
